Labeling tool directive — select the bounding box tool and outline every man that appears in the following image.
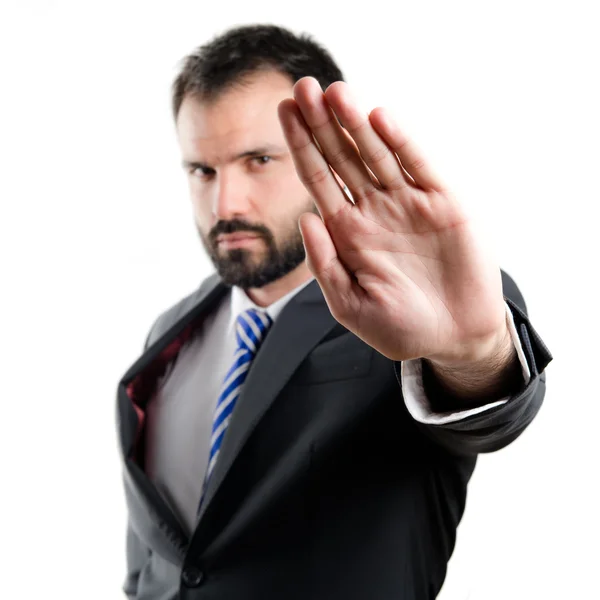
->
[116,24,552,600]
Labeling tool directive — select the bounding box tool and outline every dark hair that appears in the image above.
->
[171,24,345,118]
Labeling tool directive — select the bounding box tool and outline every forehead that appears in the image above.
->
[176,70,295,163]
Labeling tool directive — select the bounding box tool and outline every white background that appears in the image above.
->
[1,1,598,598]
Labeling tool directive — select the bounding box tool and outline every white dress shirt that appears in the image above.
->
[146,277,529,533]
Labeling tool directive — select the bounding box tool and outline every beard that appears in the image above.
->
[198,202,318,289]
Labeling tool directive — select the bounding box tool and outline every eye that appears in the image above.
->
[252,156,272,166]
[189,165,215,179]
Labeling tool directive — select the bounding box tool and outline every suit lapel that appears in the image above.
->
[198,279,337,520]
[116,274,229,553]
[117,273,228,462]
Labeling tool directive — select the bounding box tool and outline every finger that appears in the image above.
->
[369,107,446,192]
[324,82,409,191]
[292,77,376,197]
[278,98,350,219]
[298,212,356,322]
[338,128,382,192]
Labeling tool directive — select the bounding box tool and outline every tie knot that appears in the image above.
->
[235,308,272,354]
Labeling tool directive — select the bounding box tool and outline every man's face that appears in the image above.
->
[176,70,317,289]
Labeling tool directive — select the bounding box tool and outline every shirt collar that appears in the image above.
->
[229,276,315,330]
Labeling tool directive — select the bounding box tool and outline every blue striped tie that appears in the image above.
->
[204,307,273,487]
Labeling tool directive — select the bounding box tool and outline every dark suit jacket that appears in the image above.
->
[116,270,552,600]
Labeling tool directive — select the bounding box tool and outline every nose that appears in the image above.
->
[212,170,251,221]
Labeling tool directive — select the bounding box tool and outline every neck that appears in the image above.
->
[244,262,314,307]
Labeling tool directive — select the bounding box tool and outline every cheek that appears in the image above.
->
[260,164,307,210]
[189,183,214,225]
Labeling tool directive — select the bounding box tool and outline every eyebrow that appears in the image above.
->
[182,144,288,170]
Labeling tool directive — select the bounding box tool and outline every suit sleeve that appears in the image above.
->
[394,270,553,455]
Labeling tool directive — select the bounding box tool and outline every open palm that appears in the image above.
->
[278,77,507,365]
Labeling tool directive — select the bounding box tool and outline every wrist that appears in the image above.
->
[423,325,520,405]
[426,323,513,370]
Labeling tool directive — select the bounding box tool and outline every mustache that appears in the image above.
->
[209,219,272,243]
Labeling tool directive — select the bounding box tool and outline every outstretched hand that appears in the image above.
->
[278,77,509,367]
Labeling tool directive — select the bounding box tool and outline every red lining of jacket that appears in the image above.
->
[125,322,198,465]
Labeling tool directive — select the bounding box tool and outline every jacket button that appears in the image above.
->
[182,565,204,587]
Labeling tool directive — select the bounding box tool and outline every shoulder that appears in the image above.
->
[143,272,225,350]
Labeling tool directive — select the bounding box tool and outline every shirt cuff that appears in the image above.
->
[401,302,531,425]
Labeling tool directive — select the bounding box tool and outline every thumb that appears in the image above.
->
[299,212,354,319]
